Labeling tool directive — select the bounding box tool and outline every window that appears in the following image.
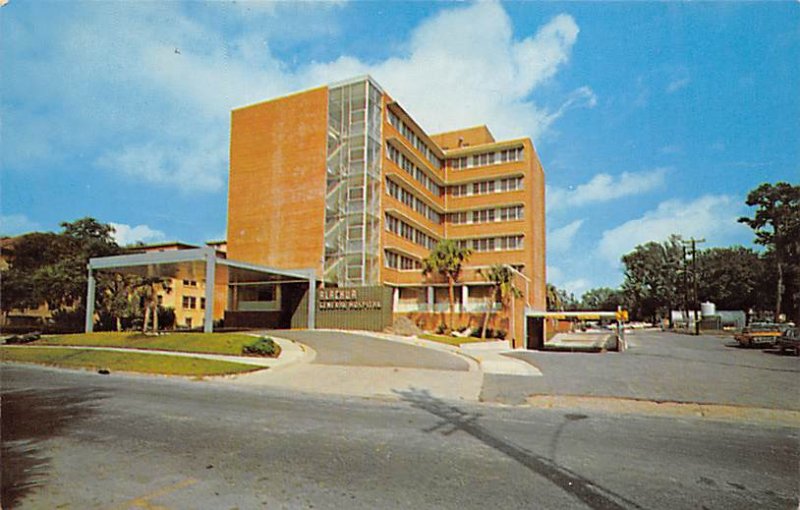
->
[182,296,197,309]
[457,235,524,252]
[388,110,442,169]
[386,178,443,224]
[446,146,524,170]
[200,298,206,309]
[386,142,443,196]
[182,279,197,287]
[384,250,422,270]
[384,213,438,250]
[448,176,521,197]
[257,287,276,302]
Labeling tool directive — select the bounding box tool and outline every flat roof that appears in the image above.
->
[90,247,314,283]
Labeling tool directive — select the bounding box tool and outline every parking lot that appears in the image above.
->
[503,330,800,410]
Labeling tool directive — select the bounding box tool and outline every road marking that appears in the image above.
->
[111,478,197,509]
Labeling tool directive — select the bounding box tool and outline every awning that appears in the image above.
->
[85,247,316,333]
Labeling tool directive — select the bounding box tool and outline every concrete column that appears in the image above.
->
[427,286,434,312]
[203,249,216,333]
[85,265,95,333]
[307,269,316,329]
[461,285,469,313]
[392,287,399,312]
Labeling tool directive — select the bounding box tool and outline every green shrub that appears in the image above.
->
[242,336,281,357]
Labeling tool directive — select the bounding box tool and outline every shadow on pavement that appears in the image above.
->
[394,387,643,510]
[1,387,107,508]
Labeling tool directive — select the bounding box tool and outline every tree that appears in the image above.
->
[1,218,121,331]
[0,269,40,322]
[696,246,762,312]
[546,283,562,311]
[99,273,142,331]
[580,287,626,311]
[738,182,800,323]
[421,240,471,330]
[478,265,521,339]
[621,235,683,322]
[135,277,171,333]
[546,283,579,311]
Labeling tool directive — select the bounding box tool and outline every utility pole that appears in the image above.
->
[682,238,705,335]
[682,244,688,328]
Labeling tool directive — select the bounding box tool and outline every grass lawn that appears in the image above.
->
[33,332,277,356]
[418,333,501,346]
[1,346,258,376]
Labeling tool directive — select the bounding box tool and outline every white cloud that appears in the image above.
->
[666,77,690,93]
[562,278,590,297]
[659,145,682,155]
[548,219,584,253]
[111,223,166,246]
[548,168,668,212]
[597,195,749,265]
[546,265,564,284]
[0,214,40,236]
[303,5,591,140]
[5,2,593,192]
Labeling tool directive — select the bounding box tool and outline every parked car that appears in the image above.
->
[734,323,785,348]
[777,327,800,356]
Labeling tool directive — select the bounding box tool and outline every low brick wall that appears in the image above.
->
[394,311,509,336]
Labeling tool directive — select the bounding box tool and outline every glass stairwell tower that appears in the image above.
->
[323,77,383,287]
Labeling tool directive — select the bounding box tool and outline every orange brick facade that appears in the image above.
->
[227,77,546,346]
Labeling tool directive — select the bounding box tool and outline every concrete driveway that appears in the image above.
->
[226,329,480,401]
[266,329,469,371]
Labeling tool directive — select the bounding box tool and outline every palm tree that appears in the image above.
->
[546,283,563,311]
[136,277,171,333]
[478,265,522,339]
[100,273,139,331]
[422,240,472,330]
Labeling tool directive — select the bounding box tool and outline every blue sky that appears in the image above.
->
[2,1,798,297]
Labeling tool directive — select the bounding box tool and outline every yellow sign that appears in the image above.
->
[616,310,629,322]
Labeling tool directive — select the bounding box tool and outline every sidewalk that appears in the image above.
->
[350,331,541,377]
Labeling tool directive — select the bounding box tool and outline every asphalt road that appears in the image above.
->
[3,365,798,509]
[496,331,800,409]
[268,330,469,371]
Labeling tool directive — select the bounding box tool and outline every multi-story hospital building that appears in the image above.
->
[225,76,546,344]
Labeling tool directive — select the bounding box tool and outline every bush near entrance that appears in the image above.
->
[241,336,281,357]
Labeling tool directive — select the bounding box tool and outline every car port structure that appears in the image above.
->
[84,246,317,333]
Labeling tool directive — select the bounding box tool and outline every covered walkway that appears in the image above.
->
[85,247,317,333]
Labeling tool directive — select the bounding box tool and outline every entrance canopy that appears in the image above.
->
[86,247,316,333]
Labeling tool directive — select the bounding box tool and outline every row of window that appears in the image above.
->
[386,143,444,196]
[449,176,523,197]
[447,146,524,170]
[182,296,206,309]
[182,279,198,287]
[447,205,524,225]
[386,178,443,224]
[385,213,438,250]
[387,110,443,169]
[384,250,423,271]
[456,235,524,252]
